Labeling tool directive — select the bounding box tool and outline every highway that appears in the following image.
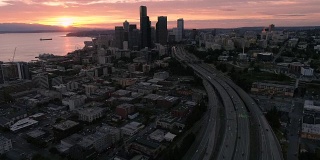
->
[173,46,283,160]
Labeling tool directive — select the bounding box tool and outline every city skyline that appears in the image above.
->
[0,0,320,29]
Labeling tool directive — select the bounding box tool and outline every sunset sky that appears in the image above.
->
[0,0,320,29]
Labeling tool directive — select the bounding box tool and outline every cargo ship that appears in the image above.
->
[40,38,52,41]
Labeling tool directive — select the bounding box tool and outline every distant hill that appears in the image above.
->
[0,23,89,33]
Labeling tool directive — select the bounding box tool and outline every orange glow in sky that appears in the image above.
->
[0,0,319,29]
[59,17,73,27]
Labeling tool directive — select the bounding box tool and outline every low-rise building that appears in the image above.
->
[62,95,87,110]
[251,82,294,97]
[164,132,176,142]
[129,138,163,159]
[53,120,80,139]
[0,136,12,154]
[301,67,314,76]
[116,103,135,119]
[78,107,105,123]
[10,118,38,132]
[153,71,169,80]
[157,96,180,108]
[156,115,185,130]
[304,100,320,112]
[57,133,83,154]
[256,52,273,62]
[112,89,131,98]
[121,121,144,136]
[97,125,121,144]
[149,129,165,142]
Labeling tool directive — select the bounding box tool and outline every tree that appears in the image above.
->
[253,65,260,72]
[265,107,281,130]
[49,147,59,154]
[31,154,46,160]
[275,57,284,63]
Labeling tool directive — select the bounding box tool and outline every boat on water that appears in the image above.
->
[40,38,52,41]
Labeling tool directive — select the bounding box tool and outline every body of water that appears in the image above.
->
[0,32,91,62]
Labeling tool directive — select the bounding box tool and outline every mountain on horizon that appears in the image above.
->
[0,23,89,33]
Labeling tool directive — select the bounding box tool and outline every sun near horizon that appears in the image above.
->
[59,17,74,28]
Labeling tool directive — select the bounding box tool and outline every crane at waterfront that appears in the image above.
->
[8,47,17,62]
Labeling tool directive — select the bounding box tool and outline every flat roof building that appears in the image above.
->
[0,136,12,154]
[10,118,38,132]
[78,107,105,123]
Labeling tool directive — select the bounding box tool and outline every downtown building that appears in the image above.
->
[140,6,152,49]
[171,18,184,42]
[156,16,168,45]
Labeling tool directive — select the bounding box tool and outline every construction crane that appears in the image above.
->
[8,47,17,62]
[12,47,17,62]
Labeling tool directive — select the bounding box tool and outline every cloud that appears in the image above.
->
[219,8,236,12]
[276,14,306,17]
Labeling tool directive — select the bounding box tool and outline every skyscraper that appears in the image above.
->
[115,26,124,49]
[269,24,275,32]
[123,20,129,32]
[140,6,147,19]
[176,18,184,42]
[140,6,151,49]
[123,20,130,46]
[156,16,168,45]
[128,24,140,50]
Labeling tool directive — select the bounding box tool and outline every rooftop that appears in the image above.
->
[134,138,160,149]
[117,103,134,109]
[26,129,46,138]
[78,107,105,116]
[10,118,38,132]
[144,94,163,101]
[53,120,79,131]
[112,89,131,96]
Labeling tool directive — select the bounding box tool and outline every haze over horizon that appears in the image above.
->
[1,0,320,29]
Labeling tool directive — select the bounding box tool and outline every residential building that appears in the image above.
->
[84,84,99,96]
[0,136,12,154]
[32,74,49,89]
[0,62,30,82]
[52,76,63,86]
[66,81,79,91]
